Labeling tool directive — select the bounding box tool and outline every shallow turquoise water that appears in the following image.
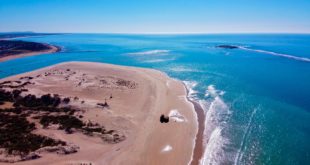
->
[0,34,309,165]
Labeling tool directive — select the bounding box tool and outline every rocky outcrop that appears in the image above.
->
[216,45,240,49]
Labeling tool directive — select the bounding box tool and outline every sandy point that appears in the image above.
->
[0,61,198,165]
[0,44,60,62]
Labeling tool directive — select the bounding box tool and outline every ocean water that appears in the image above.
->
[0,34,309,165]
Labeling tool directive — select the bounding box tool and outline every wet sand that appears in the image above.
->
[189,101,206,165]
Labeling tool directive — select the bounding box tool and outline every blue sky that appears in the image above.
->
[0,0,309,33]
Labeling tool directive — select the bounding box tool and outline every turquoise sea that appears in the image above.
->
[0,34,309,165]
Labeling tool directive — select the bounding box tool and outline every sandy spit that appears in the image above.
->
[0,44,60,62]
[0,62,198,165]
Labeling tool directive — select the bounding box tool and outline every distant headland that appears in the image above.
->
[0,32,62,40]
[0,32,62,62]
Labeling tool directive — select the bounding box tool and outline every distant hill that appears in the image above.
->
[0,40,53,57]
[0,32,63,40]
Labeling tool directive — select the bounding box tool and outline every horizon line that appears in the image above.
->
[1,31,310,35]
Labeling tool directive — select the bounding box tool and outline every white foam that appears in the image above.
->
[170,66,201,73]
[201,96,231,165]
[143,58,174,63]
[234,107,259,165]
[201,126,230,165]
[204,97,231,130]
[183,81,232,165]
[183,81,198,100]
[183,80,199,165]
[169,109,186,122]
[127,50,170,56]
[166,80,171,87]
[239,47,310,62]
[205,85,216,97]
[205,85,225,98]
[161,145,173,153]
[219,91,225,96]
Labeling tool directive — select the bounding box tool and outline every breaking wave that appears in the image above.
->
[127,49,170,55]
[143,58,175,63]
[200,94,231,165]
[170,66,201,73]
[183,81,232,165]
[239,47,310,62]
[205,85,225,98]
[183,81,198,100]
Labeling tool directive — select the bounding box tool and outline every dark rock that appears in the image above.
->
[216,45,239,49]
[160,114,169,123]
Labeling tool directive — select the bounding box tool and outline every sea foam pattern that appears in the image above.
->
[183,82,232,165]
[239,47,310,62]
[127,50,170,55]
[200,85,232,165]
[233,107,259,165]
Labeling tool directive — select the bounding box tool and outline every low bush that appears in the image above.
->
[0,113,65,155]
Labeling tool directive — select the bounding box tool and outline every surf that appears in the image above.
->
[126,49,170,55]
[184,82,232,165]
[239,46,310,62]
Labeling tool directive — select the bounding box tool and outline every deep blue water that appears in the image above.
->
[0,34,309,165]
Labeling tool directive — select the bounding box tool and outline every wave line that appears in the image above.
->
[239,47,310,62]
[233,106,259,165]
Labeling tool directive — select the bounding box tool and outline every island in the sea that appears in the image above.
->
[216,45,240,49]
[0,62,198,164]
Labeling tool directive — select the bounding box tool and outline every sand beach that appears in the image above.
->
[0,62,198,165]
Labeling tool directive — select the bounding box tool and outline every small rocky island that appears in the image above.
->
[216,45,240,49]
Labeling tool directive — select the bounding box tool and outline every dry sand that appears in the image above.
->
[0,44,60,62]
[0,62,198,165]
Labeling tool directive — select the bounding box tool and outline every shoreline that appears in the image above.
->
[0,43,61,62]
[183,84,206,165]
[0,61,198,164]
[189,100,205,165]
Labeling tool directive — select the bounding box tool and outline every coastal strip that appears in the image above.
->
[0,40,61,62]
[0,62,197,164]
[183,87,206,165]
[190,101,205,165]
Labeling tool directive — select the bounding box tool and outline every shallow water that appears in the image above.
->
[0,34,309,165]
